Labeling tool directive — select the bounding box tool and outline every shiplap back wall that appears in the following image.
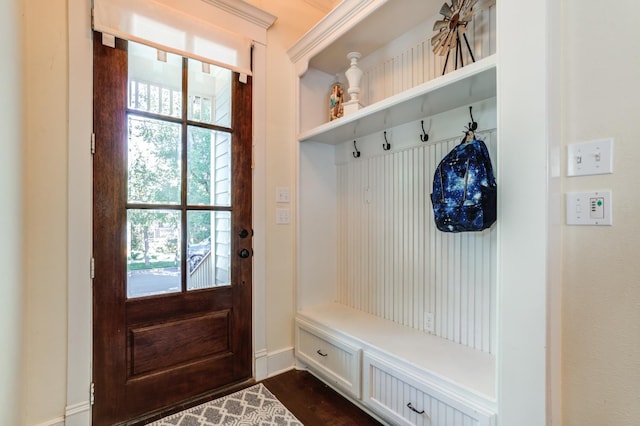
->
[336,131,497,354]
[332,1,497,354]
[359,1,496,107]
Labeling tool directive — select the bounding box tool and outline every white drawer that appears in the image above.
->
[363,353,496,426]
[295,318,361,398]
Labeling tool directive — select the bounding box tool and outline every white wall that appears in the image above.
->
[562,1,640,425]
[22,0,69,423]
[244,0,327,356]
[0,0,24,425]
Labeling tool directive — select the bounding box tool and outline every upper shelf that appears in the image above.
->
[299,54,497,144]
[288,0,439,76]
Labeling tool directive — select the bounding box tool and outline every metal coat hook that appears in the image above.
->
[353,140,361,158]
[462,106,478,142]
[420,120,429,142]
[382,131,391,151]
[468,106,478,131]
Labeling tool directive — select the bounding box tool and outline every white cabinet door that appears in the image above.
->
[295,319,362,398]
[363,353,495,426]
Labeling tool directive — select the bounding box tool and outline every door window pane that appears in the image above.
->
[128,115,182,204]
[127,210,181,298]
[187,211,231,290]
[187,58,231,127]
[128,42,182,118]
[187,127,231,206]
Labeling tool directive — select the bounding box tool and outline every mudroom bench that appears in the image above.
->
[295,302,497,426]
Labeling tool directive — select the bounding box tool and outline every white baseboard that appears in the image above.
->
[256,346,296,380]
[64,400,91,426]
[35,417,65,426]
[255,348,269,381]
[266,347,295,377]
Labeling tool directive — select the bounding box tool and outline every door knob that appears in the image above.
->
[238,228,250,238]
[238,248,251,258]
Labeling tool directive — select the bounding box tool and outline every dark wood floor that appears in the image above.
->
[132,368,382,425]
[262,369,383,426]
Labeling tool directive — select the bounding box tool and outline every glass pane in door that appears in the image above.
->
[128,41,183,118]
[187,58,231,127]
[127,210,181,298]
[128,115,182,205]
[187,127,231,206]
[187,210,231,290]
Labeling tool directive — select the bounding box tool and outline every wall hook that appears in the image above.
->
[420,120,429,142]
[353,140,361,158]
[468,106,478,131]
[462,106,478,142]
[382,131,391,151]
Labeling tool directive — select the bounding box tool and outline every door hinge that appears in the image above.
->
[90,257,95,280]
[91,133,95,155]
[90,382,95,405]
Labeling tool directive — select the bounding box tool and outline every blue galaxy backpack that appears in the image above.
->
[430,132,497,232]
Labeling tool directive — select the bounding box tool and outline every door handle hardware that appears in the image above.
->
[238,248,252,258]
[316,350,328,357]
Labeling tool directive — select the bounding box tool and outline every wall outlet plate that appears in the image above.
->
[424,312,434,334]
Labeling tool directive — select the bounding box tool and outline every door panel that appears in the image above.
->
[129,311,231,376]
[92,33,253,425]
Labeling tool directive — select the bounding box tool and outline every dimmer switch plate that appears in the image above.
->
[566,191,612,225]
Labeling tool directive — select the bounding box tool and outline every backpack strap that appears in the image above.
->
[462,158,470,202]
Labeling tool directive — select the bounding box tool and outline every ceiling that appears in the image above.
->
[302,0,341,13]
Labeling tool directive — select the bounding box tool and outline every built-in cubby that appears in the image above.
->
[289,0,499,424]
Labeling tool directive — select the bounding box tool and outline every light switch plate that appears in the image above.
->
[566,191,612,225]
[276,208,290,224]
[276,187,290,203]
[567,138,613,176]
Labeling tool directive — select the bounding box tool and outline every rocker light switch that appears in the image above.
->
[566,191,612,225]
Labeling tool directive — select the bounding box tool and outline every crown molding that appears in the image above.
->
[287,0,379,75]
[201,0,277,30]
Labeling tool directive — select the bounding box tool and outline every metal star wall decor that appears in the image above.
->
[431,0,478,75]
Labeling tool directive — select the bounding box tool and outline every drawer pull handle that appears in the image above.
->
[316,349,328,357]
[407,402,425,415]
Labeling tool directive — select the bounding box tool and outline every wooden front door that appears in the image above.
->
[92,33,253,425]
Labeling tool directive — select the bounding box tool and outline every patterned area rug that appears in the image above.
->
[147,383,303,426]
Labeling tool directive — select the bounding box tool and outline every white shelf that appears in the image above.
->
[297,302,496,405]
[288,0,444,76]
[299,55,497,144]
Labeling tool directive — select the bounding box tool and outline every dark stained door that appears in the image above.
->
[92,33,253,425]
